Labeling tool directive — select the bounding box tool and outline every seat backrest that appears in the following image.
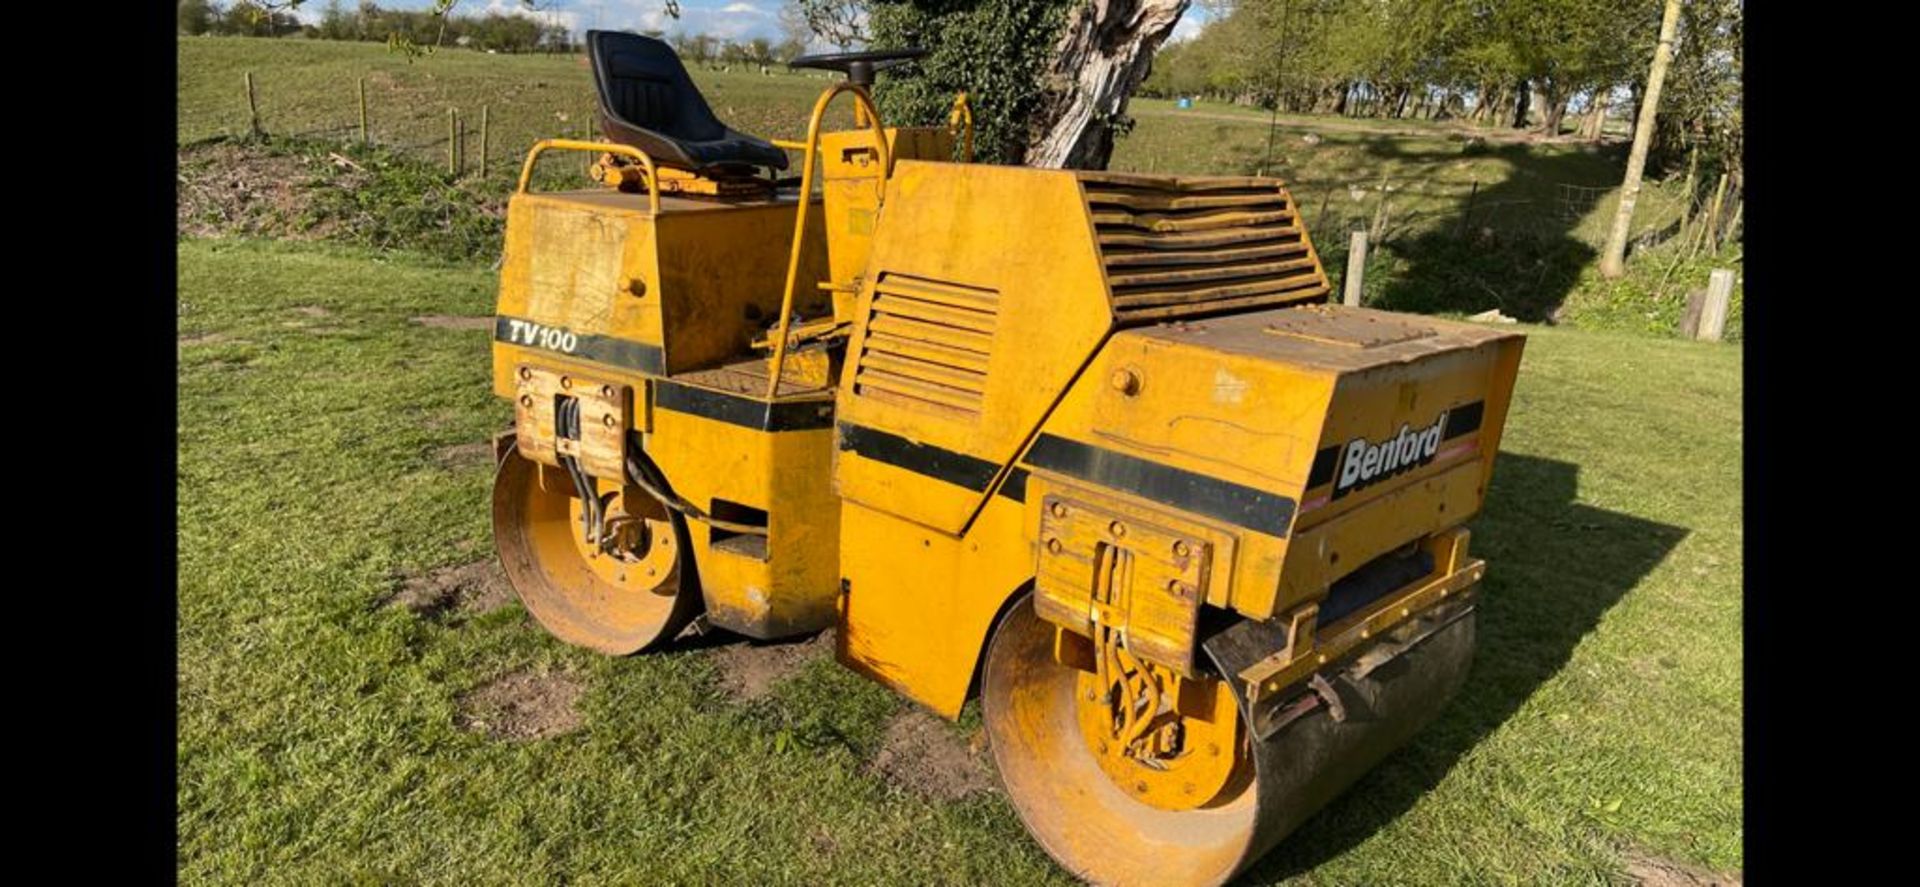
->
[587,31,726,146]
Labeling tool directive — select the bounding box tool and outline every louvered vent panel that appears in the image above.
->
[1079,171,1331,322]
[853,273,999,421]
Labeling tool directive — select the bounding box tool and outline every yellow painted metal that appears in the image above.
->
[1033,483,1215,678]
[510,364,630,479]
[491,450,692,654]
[948,92,974,162]
[517,139,659,214]
[817,126,956,323]
[833,162,1114,535]
[646,398,842,639]
[490,67,1531,883]
[834,303,1521,717]
[766,83,892,399]
[1238,528,1482,702]
[981,597,1263,885]
[1071,655,1244,811]
[836,494,1034,718]
[490,188,826,395]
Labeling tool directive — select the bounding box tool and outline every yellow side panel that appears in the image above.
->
[647,406,840,639]
[1278,457,1487,605]
[655,201,828,375]
[492,191,663,397]
[837,494,1034,718]
[834,161,1113,536]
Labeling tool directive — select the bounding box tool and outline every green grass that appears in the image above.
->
[178,36,845,170]
[178,237,1741,883]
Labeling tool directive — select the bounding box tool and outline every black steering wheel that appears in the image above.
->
[789,48,929,87]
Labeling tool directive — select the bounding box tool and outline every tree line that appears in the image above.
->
[1143,0,1740,179]
[178,1,576,54]
[177,1,832,66]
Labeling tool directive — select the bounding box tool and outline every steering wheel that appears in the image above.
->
[789,48,929,87]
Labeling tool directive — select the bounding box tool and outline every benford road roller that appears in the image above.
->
[486,30,1525,885]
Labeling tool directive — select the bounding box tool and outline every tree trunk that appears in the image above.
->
[1509,79,1531,128]
[1626,78,1646,136]
[1541,92,1570,135]
[1331,81,1349,115]
[1394,86,1412,118]
[1026,0,1192,169]
[1580,85,1611,140]
[1600,0,1682,278]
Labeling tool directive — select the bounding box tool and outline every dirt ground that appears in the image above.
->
[386,559,516,619]
[868,710,997,801]
[456,668,585,742]
[708,630,834,702]
[1624,851,1743,887]
[176,141,356,241]
[411,314,493,331]
[433,441,495,470]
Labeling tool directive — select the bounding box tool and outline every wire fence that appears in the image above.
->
[184,66,1741,267]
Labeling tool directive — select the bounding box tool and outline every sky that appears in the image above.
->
[325,0,1216,47]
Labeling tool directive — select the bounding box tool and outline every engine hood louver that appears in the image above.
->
[1079,171,1332,323]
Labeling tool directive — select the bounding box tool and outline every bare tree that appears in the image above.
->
[1027,0,1192,168]
[1599,0,1681,278]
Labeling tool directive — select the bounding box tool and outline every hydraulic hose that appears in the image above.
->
[622,436,770,537]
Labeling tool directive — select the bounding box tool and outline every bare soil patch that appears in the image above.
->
[412,314,494,331]
[435,441,495,470]
[456,668,584,742]
[178,332,231,347]
[868,709,996,801]
[709,630,833,701]
[1624,851,1742,887]
[387,559,515,618]
[177,141,355,240]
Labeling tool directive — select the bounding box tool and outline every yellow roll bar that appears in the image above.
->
[765,83,892,399]
[949,92,975,163]
[516,139,661,216]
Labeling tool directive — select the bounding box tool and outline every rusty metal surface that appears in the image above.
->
[1131,303,1519,372]
[512,364,631,480]
[1033,486,1214,678]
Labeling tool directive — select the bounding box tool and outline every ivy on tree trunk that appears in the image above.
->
[863,0,1189,170]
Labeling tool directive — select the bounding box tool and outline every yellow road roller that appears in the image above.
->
[488,31,1525,885]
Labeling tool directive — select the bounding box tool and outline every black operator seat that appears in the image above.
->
[585,30,789,174]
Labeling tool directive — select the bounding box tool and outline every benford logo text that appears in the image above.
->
[1335,411,1448,497]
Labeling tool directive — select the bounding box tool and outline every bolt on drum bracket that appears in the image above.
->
[512,363,632,480]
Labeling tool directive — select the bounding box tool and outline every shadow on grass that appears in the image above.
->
[1226,133,1626,321]
[1239,453,1688,883]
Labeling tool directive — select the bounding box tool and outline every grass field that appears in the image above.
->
[177,37,1687,244]
[178,36,1735,335]
[177,233,1742,883]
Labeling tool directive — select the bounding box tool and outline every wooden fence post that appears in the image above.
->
[1692,172,1728,259]
[357,77,368,147]
[245,71,260,137]
[1368,176,1392,243]
[1343,230,1368,306]
[1697,268,1733,342]
[1680,287,1704,338]
[480,105,490,178]
[447,108,460,175]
